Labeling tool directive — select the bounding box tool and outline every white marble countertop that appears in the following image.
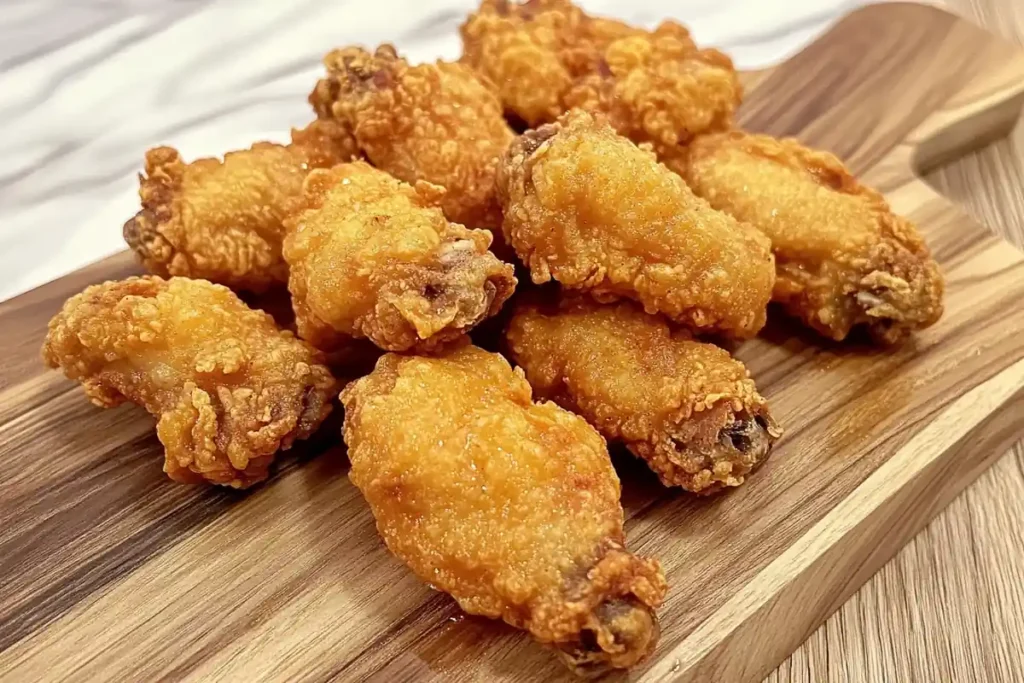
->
[0,0,865,302]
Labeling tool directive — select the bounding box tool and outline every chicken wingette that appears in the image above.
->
[341,343,667,675]
[506,294,780,493]
[673,131,944,344]
[497,109,774,338]
[124,119,359,292]
[282,162,516,353]
[42,276,337,487]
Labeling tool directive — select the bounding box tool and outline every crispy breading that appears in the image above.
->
[497,109,775,338]
[341,343,666,675]
[282,162,516,353]
[41,276,337,487]
[672,131,945,344]
[561,25,740,155]
[460,0,739,149]
[123,119,359,292]
[506,294,781,493]
[310,45,513,233]
[460,0,591,126]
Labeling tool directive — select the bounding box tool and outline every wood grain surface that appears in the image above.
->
[771,1,1024,681]
[2,3,1024,682]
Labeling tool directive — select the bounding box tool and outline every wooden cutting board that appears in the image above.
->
[3,3,1024,682]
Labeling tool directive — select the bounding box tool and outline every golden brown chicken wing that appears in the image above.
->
[282,162,516,353]
[506,293,781,494]
[123,119,359,293]
[460,0,592,127]
[460,0,740,151]
[672,132,944,344]
[497,109,775,338]
[310,45,514,233]
[561,24,740,155]
[41,276,337,487]
[341,342,666,675]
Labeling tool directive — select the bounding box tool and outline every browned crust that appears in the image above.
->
[677,131,944,344]
[634,403,781,495]
[42,275,338,488]
[552,542,666,676]
[123,146,183,279]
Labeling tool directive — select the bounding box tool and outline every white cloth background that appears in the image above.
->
[0,0,866,302]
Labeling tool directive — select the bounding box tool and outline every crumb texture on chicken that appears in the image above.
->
[460,0,740,150]
[506,294,780,493]
[561,23,740,154]
[460,0,591,126]
[341,343,666,674]
[310,45,513,232]
[497,109,775,338]
[123,119,359,292]
[282,162,516,353]
[674,131,944,344]
[41,276,337,487]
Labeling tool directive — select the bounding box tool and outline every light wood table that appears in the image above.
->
[769,1,1024,681]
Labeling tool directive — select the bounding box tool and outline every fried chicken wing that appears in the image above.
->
[341,343,666,675]
[41,276,337,487]
[673,132,945,344]
[123,119,359,293]
[460,0,591,127]
[561,24,740,155]
[310,45,514,233]
[460,1,740,150]
[506,294,781,494]
[282,162,516,353]
[497,109,775,338]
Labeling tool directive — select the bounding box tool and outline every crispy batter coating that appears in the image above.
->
[506,294,781,494]
[41,276,337,487]
[341,343,666,675]
[282,162,516,353]
[238,288,384,382]
[561,26,740,155]
[673,132,945,344]
[460,1,740,150]
[460,0,591,126]
[497,109,775,338]
[123,119,359,293]
[310,45,514,232]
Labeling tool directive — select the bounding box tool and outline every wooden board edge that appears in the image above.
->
[911,81,1024,175]
[640,357,1024,683]
[902,1,1024,173]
